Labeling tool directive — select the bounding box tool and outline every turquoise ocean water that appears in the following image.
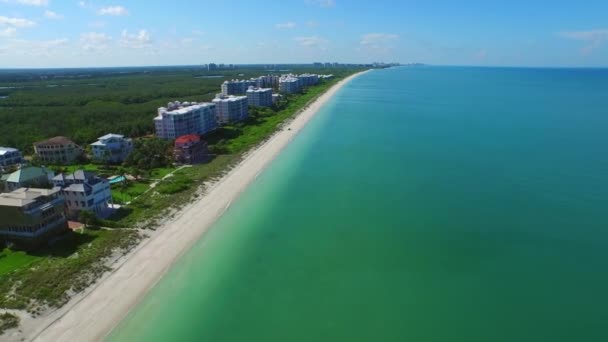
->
[108,67,608,341]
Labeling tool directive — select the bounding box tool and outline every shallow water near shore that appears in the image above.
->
[108,67,608,342]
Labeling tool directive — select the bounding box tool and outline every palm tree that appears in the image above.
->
[78,210,97,228]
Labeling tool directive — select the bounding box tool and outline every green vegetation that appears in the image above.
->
[0,312,19,335]
[0,66,360,154]
[0,229,139,313]
[0,66,364,329]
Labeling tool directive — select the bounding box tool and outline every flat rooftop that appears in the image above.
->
[0,187,61,207]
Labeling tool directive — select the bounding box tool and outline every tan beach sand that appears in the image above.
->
[30,70,368,342]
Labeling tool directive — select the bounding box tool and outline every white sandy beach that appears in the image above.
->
[24,70,368,342]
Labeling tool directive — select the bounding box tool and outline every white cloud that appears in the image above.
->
[98,5,129,16]
[359,33,399,54]
[306,21,319,28]
[1,0,48,6]
[0,27,17,37]
[559,29,608,55]
[2,37,69,57]
[119,29,151,49]
[88,21,106,28]
[44,10,63,20]
[275,22,296,29]
[192,29,204,36]
[80,32,112,51]
[0,16,36,28]
[360,33,399,46]
[305,0,335,8]
[294,35,328,48]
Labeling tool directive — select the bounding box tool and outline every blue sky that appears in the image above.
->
[0,0,607,68]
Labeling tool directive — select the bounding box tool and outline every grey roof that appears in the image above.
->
[98,133,124,140]
[0,147,19,156]
[53,170,95,182]
[0,187,61,207]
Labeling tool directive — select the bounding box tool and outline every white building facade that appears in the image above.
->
[221,80,257,96]
[53,170,112,218]
[212,95,249,124]
[0,147,23,168]
[279,76,303,94]
[90,134,133,163]
[246,87,273,107]
[154,101,218,140]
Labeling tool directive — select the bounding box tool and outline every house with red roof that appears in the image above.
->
[174,134,209,165]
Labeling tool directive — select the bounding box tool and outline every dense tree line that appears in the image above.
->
[0,67,359,154]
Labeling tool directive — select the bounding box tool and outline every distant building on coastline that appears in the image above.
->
[2,166,54,193]
[298,74,320,87]
[90,134,133,164]
[213,95,249,124]
[246,87,273,107]
[0,187,68,249]
[154,101,218,140]
[279,75,302,94]
[221,79,257,96]
[33,136,83,165]
[0,147,23,168]
[255,75,280,88]
[52,170,112,219]
[174,134,209,165]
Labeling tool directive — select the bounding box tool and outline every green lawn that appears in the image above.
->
[0,229,138,312]
[111,181,151,204]
[0,249,41,276]
[149,167,176,179]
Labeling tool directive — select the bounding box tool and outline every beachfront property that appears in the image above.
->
[174,134,209,165]
[90,134,134,164]
[255,75,280,88]
[155,101,218,140]
[0,147,23,168]
[1,166,54,193]
[298,73,320,87]
[52,170,112,218]
[213,95,249,124]
[221,79,257,96]
[279,75,303,94]
[34,136,83,165]
[272,93,283,104]
[0,187,68,248]
[246,87,273,107]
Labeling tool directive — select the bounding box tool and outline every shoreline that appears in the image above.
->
[29,70,370,342]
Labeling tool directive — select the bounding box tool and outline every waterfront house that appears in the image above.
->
[0,187,69,249]
[246,87,273,107]
[33,136,83,165]
[174,134,209,165]
[0,147,23,168]
[90,134,133,164]
[212,95,249,124]
[52,170,112,219]
[2,166,54,193]
[155,101,218,140]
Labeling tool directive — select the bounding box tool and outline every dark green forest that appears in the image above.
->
[0,65,358,154]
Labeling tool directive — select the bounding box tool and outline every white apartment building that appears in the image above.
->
[246,87,273,107]
[279,75,303,94]
[0,147,23,168]
[255,75,280,88]
[52,170,112,218]
[154,101,218,140]
[298,73,320,87]
[90,134,133,164]
[212,95,249,124]
[221,79,257,95]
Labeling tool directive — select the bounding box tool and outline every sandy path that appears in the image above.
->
[31,70,368,342]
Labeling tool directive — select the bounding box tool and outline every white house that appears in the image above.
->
[53,170,112,218]
[90,134,133,164]
[0,147,23,168]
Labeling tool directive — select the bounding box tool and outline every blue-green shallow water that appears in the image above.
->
[108,67,608,342]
